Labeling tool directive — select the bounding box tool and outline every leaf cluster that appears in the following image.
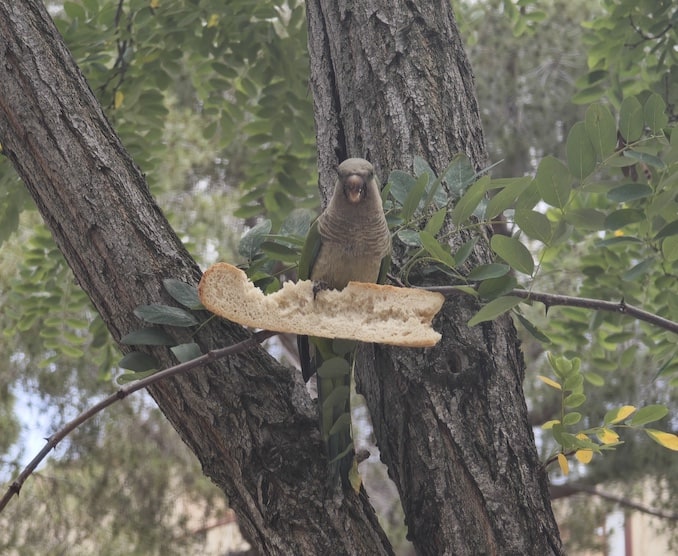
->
[575,0,678,115]
[118,278,206,383]
[539,352,676,476]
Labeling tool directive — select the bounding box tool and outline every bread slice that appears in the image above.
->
[198,262,444,347]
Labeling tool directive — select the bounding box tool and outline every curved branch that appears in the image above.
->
[509,289,678,335]
[550,483,678,521]
[427,286,678,335]
[0,330,278,514]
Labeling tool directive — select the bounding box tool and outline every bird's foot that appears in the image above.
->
[312,280,330,299]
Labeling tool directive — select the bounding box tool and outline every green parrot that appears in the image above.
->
[297,158,391,487]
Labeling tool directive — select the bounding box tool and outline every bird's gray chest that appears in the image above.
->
[311,241,382,290]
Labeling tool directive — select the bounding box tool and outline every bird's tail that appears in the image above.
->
[316,340,356,487]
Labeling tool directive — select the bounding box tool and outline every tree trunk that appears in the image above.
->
[0,3,392,554]
[306,1,563,554]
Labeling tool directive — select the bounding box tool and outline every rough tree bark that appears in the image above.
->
[0,3,392,554]
[306,1,563,554]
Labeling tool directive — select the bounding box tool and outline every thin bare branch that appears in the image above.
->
[550,483,678,521]
[0,329,278,514]
[427,286,678,335]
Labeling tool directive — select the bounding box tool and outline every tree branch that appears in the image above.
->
[550,483,678,521]
[427,286,678,334]
[0,330,278,514]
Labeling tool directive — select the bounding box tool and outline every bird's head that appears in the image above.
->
[338,158,374,205]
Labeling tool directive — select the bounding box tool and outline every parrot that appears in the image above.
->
[297,157,391,488]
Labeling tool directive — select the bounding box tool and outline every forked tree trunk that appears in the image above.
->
[0,0,563,554]
[306,1,563,554]
[0,3,391,554]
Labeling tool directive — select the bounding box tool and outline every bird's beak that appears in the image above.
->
[344,174,366,204]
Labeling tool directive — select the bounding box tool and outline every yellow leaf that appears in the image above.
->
[149,0,160,8]
[646,429,678,451]
[575,449,593,464]
[538,375,562,390]
[597,428,619,444]
[114,90,124,109]
[541,419,561,430]
[609,405,636,424]
[614,229,624,237]
[557,453,569,475]
[207,14,219,28]
[574,433,593,463]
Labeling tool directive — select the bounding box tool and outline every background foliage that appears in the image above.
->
[1,0,676,553]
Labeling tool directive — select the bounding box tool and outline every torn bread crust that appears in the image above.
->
[198,263,444,347]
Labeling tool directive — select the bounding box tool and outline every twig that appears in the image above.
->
[426,286,678,335]
[550,483,678,521]
[0,329,278,514]
[509,289,678,335]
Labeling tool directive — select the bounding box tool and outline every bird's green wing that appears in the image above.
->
[377,253,391,284]
[298,218,321,281]
[298,218,322,382]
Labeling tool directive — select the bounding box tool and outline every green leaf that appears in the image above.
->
[387,170,417,206]
[424,207,448,236]
[643,93,668,133]
[119,351,158,373]
[163,279,204,310]
[514,312,551,343]
[564,393,586,408]
[630,405,669,426]
[171,342,203,363]
[566,121,596,180]
[622,258,655,281]
[402,172,430,221]
[535,156,572,209]
[120,327,176,346]
[279,208,313,238]
[606,183,653,202]
[328,413,352,436]
[453,237,479,266]
[563,208,606,230]
[63,1,86,20]
[572,84,606,105]
[655,220,678,240]
[477,274,518,300]
[564,373,584,393]
[468,295,522,327]
[116,369,159,385]
[260,240,300,263]
[485,177,533,220]
[467,263,510,281]
[618,96,644,142]
[396,229,422,247]
[563,412,582,426]
[419,231,456,268]
[583,372,605,386]
[623,149,666,169]
[238,220,272,260]
[585,103,617,158]
[514,209,552,244]
[595,236,643,247]
[490,235,534,275]
[451,176,490,225]
[604,209,645,230]
[317,357,351,379]
[413,155,435,181]
[134,304,199,327]
[443,153,476,198]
